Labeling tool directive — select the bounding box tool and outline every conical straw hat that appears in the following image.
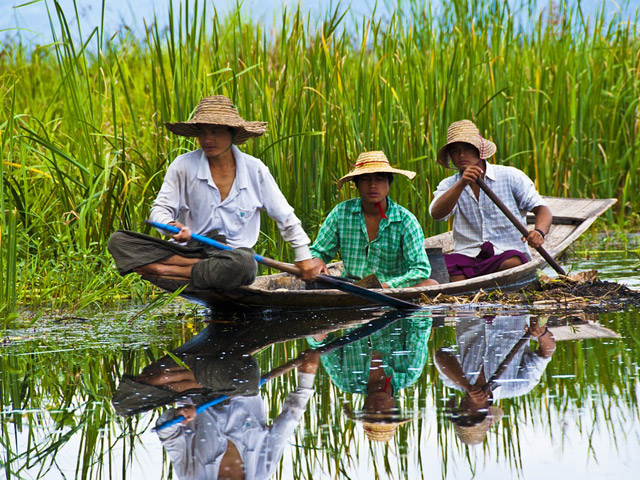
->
[436,120,497,167]
[337,151,416,189]
[164,95,267,144]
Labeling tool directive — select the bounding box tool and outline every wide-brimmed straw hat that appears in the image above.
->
[453,406,504,446]
[345,407,416,443]
[164,95,267,144]
[337,151,416,189]
[436,120,497,167]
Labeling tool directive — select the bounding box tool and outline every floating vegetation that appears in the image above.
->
[421,271,640,311]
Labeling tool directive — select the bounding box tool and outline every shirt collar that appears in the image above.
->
[195,145,248,190]
[484,161,497,181]
[349,197,401,222]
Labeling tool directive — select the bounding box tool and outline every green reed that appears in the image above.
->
[0,0,638,312]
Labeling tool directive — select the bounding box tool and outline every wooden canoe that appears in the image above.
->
[147,197,616,310]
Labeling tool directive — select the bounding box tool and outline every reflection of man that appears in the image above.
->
[308,313,432,442]
[155,350,319,480]
[435,315,556,445]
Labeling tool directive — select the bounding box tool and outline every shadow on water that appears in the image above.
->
[1,302,639,479]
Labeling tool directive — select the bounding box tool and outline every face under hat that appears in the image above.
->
[436,120,497,167]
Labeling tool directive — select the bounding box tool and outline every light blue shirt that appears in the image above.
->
[150,145,311,261]
[429,163,546,258]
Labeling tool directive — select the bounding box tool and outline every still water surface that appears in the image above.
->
[1,244,639,479]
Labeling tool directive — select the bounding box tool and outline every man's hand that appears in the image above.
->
[169,221,192,243]
[297,349,320,374]
[297,257,328,281]
[459,165,484,187]
[522,229,544,249]
[175,405,196,424]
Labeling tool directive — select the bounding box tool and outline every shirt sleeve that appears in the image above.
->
[385,213,432,288]
[149,162,182,231]
[429,175,458,221]
[262,371,316,477]
[309,206,341,264]
[512,168,546,213]
[259,166,312,261]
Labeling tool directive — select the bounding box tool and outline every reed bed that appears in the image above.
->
[0,0,638,314]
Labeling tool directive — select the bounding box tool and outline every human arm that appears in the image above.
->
[149,162,192,240]
[429,166,483,220]
[522,205,553,249]
[258,165,313,262]
[525,319,556,358]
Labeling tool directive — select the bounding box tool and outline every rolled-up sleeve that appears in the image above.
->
[260,166,312,261]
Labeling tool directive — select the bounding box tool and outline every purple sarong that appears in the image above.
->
[445,242,528,279]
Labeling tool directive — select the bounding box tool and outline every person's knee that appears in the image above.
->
[498,256,524,271]
[191,248,257,290]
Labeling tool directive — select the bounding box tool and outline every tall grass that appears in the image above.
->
[0,0,638,312]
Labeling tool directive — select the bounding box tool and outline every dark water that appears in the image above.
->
[1,247,639,479]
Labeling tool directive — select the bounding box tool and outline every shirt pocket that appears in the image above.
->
[234,207,257,229]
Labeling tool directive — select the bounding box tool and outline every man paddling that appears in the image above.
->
[429,120,553,282]
[108,95,316,289]
[309,151,438,288]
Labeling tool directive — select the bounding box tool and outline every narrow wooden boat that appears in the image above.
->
[148,197,616,310]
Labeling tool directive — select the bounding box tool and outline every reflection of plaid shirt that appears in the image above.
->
[310,198,431,288]
[307,313,432,394]
[429,163,546,258]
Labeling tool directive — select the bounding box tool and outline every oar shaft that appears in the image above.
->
[145,220,424,310]
[155,310,412,430]
[475,178,566,275]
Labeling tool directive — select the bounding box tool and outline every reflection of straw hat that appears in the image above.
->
[164,95,267,144]
[436,120,497,167]
[453,406,504,446]
[337,151,416,189]
[345,408,415,443]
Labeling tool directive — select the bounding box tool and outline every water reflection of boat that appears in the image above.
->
[148,196,616,309]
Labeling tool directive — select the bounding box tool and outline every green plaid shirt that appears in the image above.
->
[307,312,433,394]
[310,198,431,288]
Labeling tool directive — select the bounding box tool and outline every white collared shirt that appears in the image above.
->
[156,372,316,480]
[150,145,311,261]
[436,316,551,400]
[429,163,546,258]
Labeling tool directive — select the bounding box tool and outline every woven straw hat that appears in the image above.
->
[436,120,497,167]
[453,406,504,446]
[345,408,415,443]
[337,151,416,189]
[164,95,267,144]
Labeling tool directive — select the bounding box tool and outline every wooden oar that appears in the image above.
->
[475,177,566,275]
[154,309,415,430]
[145,220,423,310]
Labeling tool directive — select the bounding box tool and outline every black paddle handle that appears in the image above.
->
[475,178,566,275]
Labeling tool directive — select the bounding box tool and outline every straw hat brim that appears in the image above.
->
[164,120,267,144]
[453,406,503,445]
[337,166,416,189]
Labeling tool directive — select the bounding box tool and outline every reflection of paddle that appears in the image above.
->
[475,177,566,275]
[154,309,419,430]
[481,333,531,393]
[146,220,422,310]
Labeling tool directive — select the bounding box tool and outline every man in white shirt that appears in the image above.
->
[156,350,319,480]
[429,120,553,281]
[108,95,316,289]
